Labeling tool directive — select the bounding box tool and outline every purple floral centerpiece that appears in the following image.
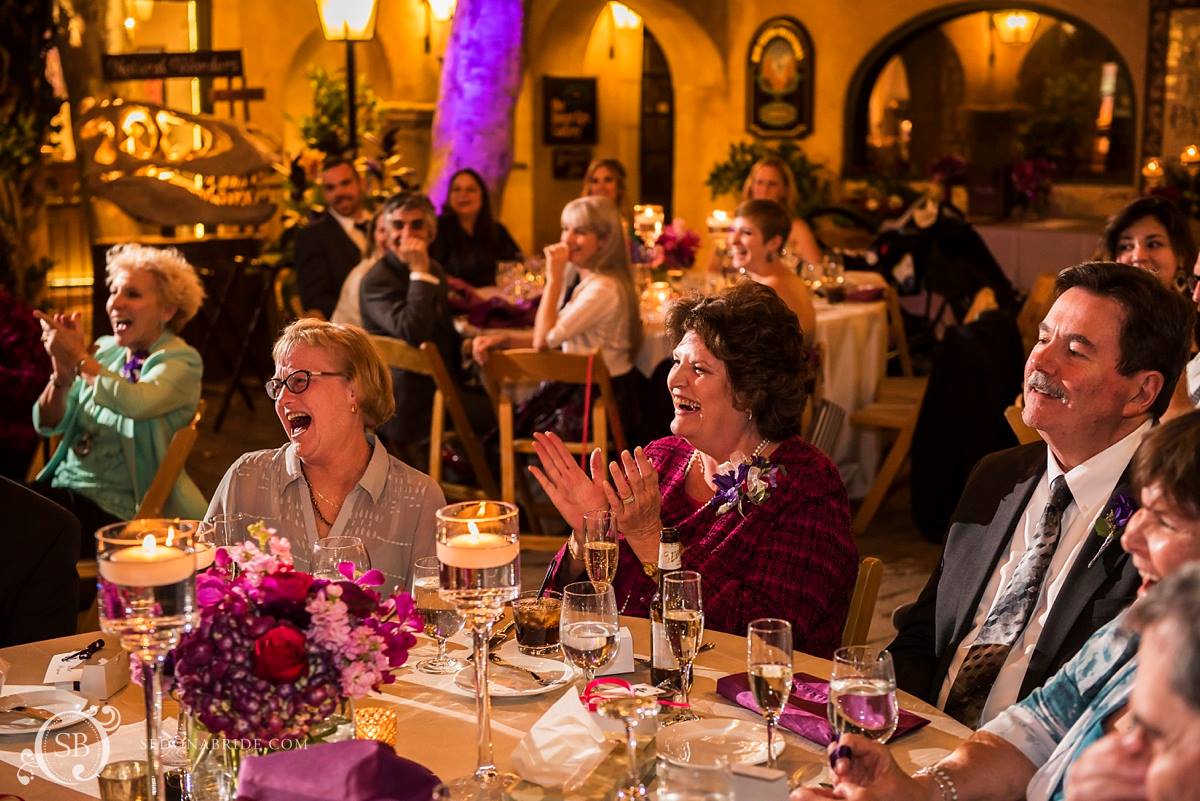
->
[654,221,701,270]
[170,529,422,744]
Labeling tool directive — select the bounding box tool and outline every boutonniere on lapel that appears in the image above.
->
[708,452,785,517]
[1087,493,1137,568]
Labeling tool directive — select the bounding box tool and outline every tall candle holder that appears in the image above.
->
[633,204,665,250]
[97,519,198,801]
[435,501,521,800]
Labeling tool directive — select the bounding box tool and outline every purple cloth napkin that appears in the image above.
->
[715,672,930,746]
[464,296,540,329]
[235,740,441,801]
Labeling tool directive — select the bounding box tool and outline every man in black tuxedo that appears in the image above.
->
[890,262,1195,727]
[294,157,369,319]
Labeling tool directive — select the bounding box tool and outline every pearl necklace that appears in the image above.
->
[686,438,772,479]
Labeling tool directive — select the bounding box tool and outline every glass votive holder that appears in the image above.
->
[97,760,148,801]
[354,705,398,748]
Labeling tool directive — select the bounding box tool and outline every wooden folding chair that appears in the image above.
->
[850,376,928,535]
[1004,393,1042,445]
[842,556,884,648]
[962,287,998,325]
[135,399,205,518]
[884,284,915,378]
[1017,273,1056,354]
[480,348,626,550]
[368,335,498,500]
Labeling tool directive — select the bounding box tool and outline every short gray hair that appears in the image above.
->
[1127,563,1200,711]
[383,192,437,241]
[105,243,206,332]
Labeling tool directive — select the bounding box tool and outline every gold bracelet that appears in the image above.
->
[73,356,89,376]
[567,533,582,561]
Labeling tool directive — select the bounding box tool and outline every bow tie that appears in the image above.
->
[121,350,151,383]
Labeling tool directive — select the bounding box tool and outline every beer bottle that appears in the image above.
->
[649,527,683,688]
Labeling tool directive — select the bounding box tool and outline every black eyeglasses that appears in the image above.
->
[390,217,426,232]
[265,369,347,400]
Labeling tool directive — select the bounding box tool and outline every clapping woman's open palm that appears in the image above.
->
[528,431,608,531]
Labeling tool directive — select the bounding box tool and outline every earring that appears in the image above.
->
[746,411,753,422]
[351,403,358,413]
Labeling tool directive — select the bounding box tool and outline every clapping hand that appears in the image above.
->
[528,432,607,532]
[602,447,661,559]
[34,310,88,375]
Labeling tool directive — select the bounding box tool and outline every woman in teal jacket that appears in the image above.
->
[32,244,208,554]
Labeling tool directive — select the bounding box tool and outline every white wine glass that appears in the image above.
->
[827,646,899,743]
[412,556,466,674]
[560,581,620,685]
[746,618,793,769]
[663,571,703,721]
[592,688,659,800]
[313,535,370,580]
[582,509,618,588]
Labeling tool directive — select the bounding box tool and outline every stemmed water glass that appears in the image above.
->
[313,535,370,580]
[746,618,793,769]
[592,688,659,800]
[412,556,466,674]
[97,520,199,801]
[559,581,620,685]
[827,646,899,743]
[655,755,733,801]
[436,501,522,800]
[582,509,618,588]
[663,571,703,722]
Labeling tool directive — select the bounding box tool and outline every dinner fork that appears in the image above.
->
[488,653,558,686]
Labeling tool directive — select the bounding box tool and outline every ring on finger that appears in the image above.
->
[621,495,635,505]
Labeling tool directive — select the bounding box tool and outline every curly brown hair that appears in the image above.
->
[666,281,809,441]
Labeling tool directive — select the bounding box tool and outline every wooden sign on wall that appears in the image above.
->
[103,50,244,81]
[745,17,814,139]
[543,77,598,145]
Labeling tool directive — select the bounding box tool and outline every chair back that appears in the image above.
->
[806,399,846,457]
[1017,273,1056,353]
[368,335,498,499]
[1004,393,1042,445]
[135,399,205,519]
[963,287,999,325]
[842,556,884,647]
[272,266,305,329]
[884,285,915,377]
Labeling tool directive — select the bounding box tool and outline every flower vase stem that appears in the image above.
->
[141,656,167,801]
[471,621,497,780]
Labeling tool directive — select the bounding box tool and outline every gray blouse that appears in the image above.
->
[205,436,445,596]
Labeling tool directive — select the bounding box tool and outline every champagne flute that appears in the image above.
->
[582,509,619,588]
[559,581,620,685]
[313,536,370,580]
[592,689,659,800]
[827,646,899,743]
[746,618,793,769]
[412,556,466,674]
[97,520,199,801]
[663,571,703,721]
[436,501,522,800]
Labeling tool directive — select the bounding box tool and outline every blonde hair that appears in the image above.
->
[271,319,395,429]
[741,157,802,215]
[580,158,628,211]
[560,196,643,358]
[105,243,206,332]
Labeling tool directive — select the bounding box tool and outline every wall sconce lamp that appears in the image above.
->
[315,0,381,157]
[424,0,456,53]
[992,10,1039,44]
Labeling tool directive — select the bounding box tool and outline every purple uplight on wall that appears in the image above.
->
[427,0,524,210]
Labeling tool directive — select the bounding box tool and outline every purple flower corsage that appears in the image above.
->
[1087,493,1137,568]
[707,453,785,517]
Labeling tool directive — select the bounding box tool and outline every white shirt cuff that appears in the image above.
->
[410,271,440,285]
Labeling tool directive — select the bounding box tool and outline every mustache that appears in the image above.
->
[1026,371,1066,399]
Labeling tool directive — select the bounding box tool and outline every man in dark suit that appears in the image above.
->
[294,157,369,319]
[890,261,1195,727]
[1,477,81,646]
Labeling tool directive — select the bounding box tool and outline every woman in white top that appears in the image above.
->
[472,195,643,435]
[330,210,388,327]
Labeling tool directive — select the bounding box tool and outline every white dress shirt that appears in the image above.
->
[329,207,368,254]
[937,419,1151,724]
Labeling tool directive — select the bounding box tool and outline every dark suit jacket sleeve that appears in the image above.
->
[294,224,338,318]
[359,259,445,345]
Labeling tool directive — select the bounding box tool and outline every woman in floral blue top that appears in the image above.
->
[792,410,1200,801]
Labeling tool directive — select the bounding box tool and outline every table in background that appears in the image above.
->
[975,218,1103,291]
[0,622,970,799]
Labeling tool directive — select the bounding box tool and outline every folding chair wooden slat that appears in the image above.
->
[135,399,205,519]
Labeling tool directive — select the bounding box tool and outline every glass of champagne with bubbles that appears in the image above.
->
[560,581,620,684]
[827,646,899,743]
[581,509,618,588]
[436,501,521,800]
[663,571,703,722]
[97,520,199,801]
[747,618,793,769]
[412,556,465,674]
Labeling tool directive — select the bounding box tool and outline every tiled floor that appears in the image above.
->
[189,379,940,650]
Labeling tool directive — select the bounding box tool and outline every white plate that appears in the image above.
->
[656,718,785,765]
[0,690,90,736]
[452,654,575,698]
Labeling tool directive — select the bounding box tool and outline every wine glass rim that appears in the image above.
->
[435,500,520,523]
[833,645,892,664]
[413,555,441,569]
[748,617,792,633]
[315,535,365,549]
[662,570,701,584]
[582,508,615,521]
[562,580,613,597]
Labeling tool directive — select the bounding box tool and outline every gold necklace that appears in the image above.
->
[301,465,339,526]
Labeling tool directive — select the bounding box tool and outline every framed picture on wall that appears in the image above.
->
[745,16,815,139]
[543,77,597,146]
[1143,0,1200,177]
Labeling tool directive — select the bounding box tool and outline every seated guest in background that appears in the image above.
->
[295,156,370,320]
[472,195,643,437]
[531,282,856,656]
[742,156,822,266]
[731,198,817,339]
[890,262,1194,728]
[1065,566,1200,801]
[0,476,80,647]
[31,244,208,552]
[1100,195,1196,294]
[581,157,628,215]
[0,283,52,480]
[430,168,522,288]
[794,411,1200,801]
[207,319,444,596]
[1162,251,1200,420]
[331,207,389,328]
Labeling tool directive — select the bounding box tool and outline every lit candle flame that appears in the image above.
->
[166,525,175,547]
[476,501,487,517]
[141,534,157,554]
[467,520,482,540]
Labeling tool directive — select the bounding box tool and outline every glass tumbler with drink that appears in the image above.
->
[746,618,793,769]
[412,556,466,674]
[663,571,703,722]
[827,646,899,743]
[559,581,620,684]
[511,589,562,656]
[582,509,619,588]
